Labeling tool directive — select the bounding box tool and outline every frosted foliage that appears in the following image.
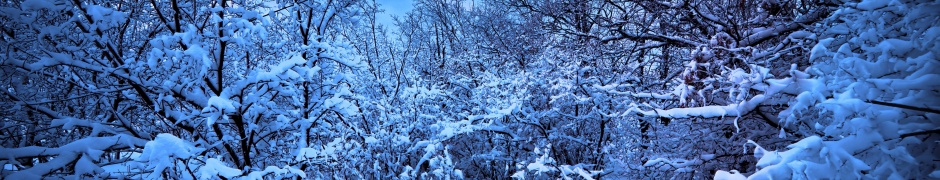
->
[137,134,204,179]
[3,0,938,179]
[720,1,940,179]
[197,158,242,180]
[714,170,747,180]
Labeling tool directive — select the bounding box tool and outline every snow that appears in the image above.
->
[20,0,56,11]
[433,119,474,140]
[714,170,747,180]
[700,154,716,161]
[29,56,60,70]
[295,148,319,161]
[185,45,211,69]
[364,136,379,144]
[205,96,237,126]
[857,0,891,10]
[85,5,127,30]
[7,152,80,179]
[630,92,675,99]
[4,0,938,179]
[868,74,940,91]
[787,31,815,40]
[207,96,236,112]
[930,170,940,178]
[323,96,359,116]
[525,146,557,175]
[255,55,307,81]
[136,134,204,178]
[197,158,242,179]
[637,75,789,119]
[735,4,940,174]
[74,155,104,177]
[148,48,164,69]
[558,165,595,180]
[3,135,146,179]
[511,170,526,179]
[526,158,554,174]
[244,166,305,180]
[875,38,913,56]
[468,104,518,120]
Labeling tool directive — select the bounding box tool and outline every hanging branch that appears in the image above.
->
[866,100,940,114]
[900,129,940,138]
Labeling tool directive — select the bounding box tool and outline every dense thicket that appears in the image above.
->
[1,0,937,179]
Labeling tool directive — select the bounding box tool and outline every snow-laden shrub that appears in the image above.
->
[717,0,940,179]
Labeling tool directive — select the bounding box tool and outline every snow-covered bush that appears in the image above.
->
[717,0,940,179]
[2,0,934,179]
[1,0,371,179]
